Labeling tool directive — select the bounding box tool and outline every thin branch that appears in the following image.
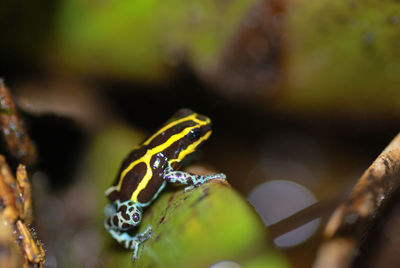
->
[313,133,400,268]
[0,155,45,267]
[0,80,37,165]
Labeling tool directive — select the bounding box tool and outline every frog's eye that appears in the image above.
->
[189,129,201,141]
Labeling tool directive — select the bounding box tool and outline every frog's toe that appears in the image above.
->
[131,242,140,262]
[184,185,196,192]
[210,173,226,180]
[137,225,152,242]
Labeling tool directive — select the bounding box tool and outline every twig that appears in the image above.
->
[0,155,45,267]
[0,80,37,165]
[313,133,400,268]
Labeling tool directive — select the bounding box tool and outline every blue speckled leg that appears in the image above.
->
[163,162,226,191]
[104,200,152,261]
[107,226,152,262]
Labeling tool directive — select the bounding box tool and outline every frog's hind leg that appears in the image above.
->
[107,226,152,261]
[104,200,152,261]
[104,200,143,232]
[163,162,226,191]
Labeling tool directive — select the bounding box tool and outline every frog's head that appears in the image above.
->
[144,108,212,162]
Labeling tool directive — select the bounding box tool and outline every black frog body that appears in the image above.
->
[104,108,226,261]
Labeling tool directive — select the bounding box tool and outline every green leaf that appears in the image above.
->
[137,182,266,267]
[89,124,289,267]
[52,0,257,81]
[283,0,400,112]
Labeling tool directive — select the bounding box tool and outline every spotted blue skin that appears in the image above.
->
[104,164,226,261]
[163,162,226,192]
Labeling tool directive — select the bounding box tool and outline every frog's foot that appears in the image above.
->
[108,225,152,262]
[104,200,151,261]
[131,225,152,262]
[183,173,226,192]
[162,162,226,191]
[135,225,153,243]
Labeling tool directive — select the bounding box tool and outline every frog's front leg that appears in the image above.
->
[163,162,226,191]
[104,200,152,261]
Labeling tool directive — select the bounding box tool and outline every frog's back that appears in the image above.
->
[106,146,149,202]
[105,108,212,204]
[105,135,178,204]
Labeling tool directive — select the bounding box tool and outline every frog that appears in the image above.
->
[104,108,226,261]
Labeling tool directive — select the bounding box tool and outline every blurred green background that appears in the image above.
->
[1,0,400,267]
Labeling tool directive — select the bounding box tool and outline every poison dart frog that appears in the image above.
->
[104,108,226,261]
